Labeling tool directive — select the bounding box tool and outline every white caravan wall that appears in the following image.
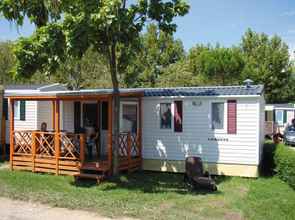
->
[6,101,38,144]
[37,100,74,132]
[62,101,75,132]
[37,101,53,130]
[142,97,261,166]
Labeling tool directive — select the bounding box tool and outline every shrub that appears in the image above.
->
[260,141,277,176]
[274,144,295,189]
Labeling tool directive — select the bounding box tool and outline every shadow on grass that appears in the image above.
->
[259,142,277,177]
[71,171,226,195]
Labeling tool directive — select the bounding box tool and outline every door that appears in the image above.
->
[83,103,98,128]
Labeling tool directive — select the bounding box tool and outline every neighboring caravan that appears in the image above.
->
[265,103,295,136]
[4,83,265,178]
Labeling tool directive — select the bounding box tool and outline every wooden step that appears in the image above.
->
[74,173,105,183]
[80,162,109,172]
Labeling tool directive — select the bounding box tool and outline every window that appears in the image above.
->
[265,110,273,122]
[121,104,137,133]
[14,101,20,119]
[211,102,224,130]
[160,103,172,129]
[101,101,108,130]
[275,110,284,126]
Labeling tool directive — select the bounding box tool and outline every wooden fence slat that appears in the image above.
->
[32,132,36,172]
[127,132,131,173]
[79,134,85,163]
[55,132,60,175]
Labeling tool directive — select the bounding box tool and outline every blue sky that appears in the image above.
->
[1,0,295,53]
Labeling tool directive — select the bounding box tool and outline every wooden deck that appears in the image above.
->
[10,130,142,177]
[8,94,143,180]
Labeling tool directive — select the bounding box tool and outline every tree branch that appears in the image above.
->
[122,0,126,9]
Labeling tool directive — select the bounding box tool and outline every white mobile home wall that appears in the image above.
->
[141,96,265,177]
[5,101,38,144]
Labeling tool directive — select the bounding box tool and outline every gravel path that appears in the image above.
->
[0,197,134,220]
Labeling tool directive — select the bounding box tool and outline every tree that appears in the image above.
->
[241,29,293,103]
[123,24,185,87]
[0,41,15,85]
[0,0,189,173]
[54,48,111,89]
[192,45,245,85]
[156,59,199,87]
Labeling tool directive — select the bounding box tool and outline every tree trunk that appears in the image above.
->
[108,43,120,175]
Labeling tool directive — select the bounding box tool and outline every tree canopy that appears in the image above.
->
[241,29,294,102]
[0,16,295,102]
[0,0,190,173]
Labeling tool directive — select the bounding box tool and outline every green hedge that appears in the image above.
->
[274,144,295,189]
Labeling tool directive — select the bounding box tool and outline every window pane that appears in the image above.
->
[14,101,20,119]
[275,110,284,126]
[160,103,172,129]
[212,103,224,129]
[122,104,137,133]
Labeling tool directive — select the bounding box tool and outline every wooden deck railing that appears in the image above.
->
[13,130,33,156]
[11,130,141,175]
[118,132,141,172]
[11,130,85,175]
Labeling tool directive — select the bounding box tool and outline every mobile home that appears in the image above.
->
[4,83,265,178]
[265,103,295,135]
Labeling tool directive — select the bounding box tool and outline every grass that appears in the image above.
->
[0,167,294,220]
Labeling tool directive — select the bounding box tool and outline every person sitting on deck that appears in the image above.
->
[85,121,99,160]
[40,122,47,132]
[39,122,55,155]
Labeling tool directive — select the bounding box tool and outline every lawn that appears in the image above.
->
[0,167,294,220]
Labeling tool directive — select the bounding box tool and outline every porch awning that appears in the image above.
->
[6,88,144,100]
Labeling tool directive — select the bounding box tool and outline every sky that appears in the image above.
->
[1,0,295,55]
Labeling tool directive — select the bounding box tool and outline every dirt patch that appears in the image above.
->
[0,162,9,169]
[0,197,136,220]
[224,211,244,220]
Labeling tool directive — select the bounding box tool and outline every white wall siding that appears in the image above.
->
[142,97,261,165]
[259,96,265,162]
[37,101,53,130]
[37,100,74,132]
[6,101,37,143]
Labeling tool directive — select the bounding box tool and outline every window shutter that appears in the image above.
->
[74,101,81,133]
[19,100,26,121]
[174,101,183,132]
[3,98,8,120]
[227,100,236,134]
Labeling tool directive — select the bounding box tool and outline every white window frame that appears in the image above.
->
[209,101,227,133]
[14,101,21,120]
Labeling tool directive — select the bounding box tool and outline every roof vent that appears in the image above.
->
[243,79,254,88]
